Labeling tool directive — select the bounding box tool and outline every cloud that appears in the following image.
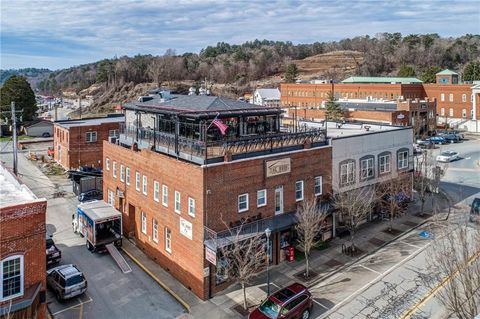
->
[1,0,478,69]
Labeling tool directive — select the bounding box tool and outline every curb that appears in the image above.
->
[306,213,433,289]
[121,246,191,313]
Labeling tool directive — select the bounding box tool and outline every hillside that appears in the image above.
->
[3,33,479,116]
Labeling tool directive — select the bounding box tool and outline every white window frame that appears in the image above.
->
[109,129,119,137]
[449,108,454,117]
[135,172,140,191]
[462,109,467,118]
[165,227,172,253]
[295,180,304,201]
[398,151,408,169]
[257,189,267,207]
[238,193,249,213]
[462,94,467,102]
[340,161,355,186]
[440,93,445,102]
[162,185,168,207]
[153,181,160,202]
[107,189,115,206]
[360,158,374,180]
[174,191,181,214]
[141,211,147,234]
[86,131,97,143]
[125,167,130,185]
[440,108,445,116]
[120,164,125,182]
[112,161,117,178]
[105,158,110,171]
[379,154,391,174]
[188,197,196,217]
[314,176,323,196]
[449,93,453,102]
[1,255,24,301]
[142,175,147,195]
[152,219,158,243]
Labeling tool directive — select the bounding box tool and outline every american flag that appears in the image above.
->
[212,118,228,135]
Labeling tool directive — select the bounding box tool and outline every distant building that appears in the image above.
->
[0,164,47,319]
[22,120,54,137]
[53,114,124,170]
[435,69,459,84]
[253,88,281,107]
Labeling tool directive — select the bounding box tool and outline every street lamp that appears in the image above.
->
[265,227,271,296]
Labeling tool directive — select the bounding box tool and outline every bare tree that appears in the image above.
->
[413,150,448,215]
[423,223,480,318]
[295,198,328,279]
[333,186,377,251]
[377,174,410,231]
[217,222,267,311]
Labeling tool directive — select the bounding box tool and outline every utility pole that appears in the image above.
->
[79,95,82,119]
[11,102,18,175]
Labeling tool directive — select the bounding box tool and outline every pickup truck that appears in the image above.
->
[46,235,62,266]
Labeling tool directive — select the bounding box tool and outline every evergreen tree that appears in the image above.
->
[325,92,342,122]
[419,66,442,83]
[0,75,37,122]
[463,61,480,81]
[284,63,298,83]
[397,65,416,77]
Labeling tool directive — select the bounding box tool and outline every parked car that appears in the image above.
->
[427,136,446,145]
[47,264,87,300]
[470,198,480,223]
[78,189,103,202]
[46,235,61,266]
[437,130,464,140]
[249,283,313,319]
[436,150,459,162]
[416,139,434,149]
[438,133,460,143]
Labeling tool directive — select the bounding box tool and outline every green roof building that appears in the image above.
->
[436,69,459,84]
[341,76,423,84]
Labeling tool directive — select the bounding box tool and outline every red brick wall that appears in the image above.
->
[0,200,47,319]
[54,121,121,170]
[205,146,332,232]
[102,142,206,299]
[423,84,476,119]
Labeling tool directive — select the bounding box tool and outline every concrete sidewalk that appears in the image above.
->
[121,192,446,318]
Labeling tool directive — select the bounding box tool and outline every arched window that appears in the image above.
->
[378,151,392,175]
[0,255,24,301]
[360,155,375,181]
[397,148,409,170]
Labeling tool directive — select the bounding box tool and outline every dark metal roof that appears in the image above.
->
[338,101,397,112]
[124,94,283,118]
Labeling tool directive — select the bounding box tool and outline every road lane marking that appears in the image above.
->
[316,244,430,319]
[399,250,480,319]
[358,264,382,275]
[313,299,330,310]
[51,294,93,316]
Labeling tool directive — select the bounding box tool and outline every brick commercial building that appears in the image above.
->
[53,114,124,170]
[281,71,480,132]
[0,164,47,319]
[102,91,331,299]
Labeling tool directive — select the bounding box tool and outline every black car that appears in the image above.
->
[78,189,103,202]
[46,235,61,266]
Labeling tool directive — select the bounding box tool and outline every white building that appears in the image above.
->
[252,88,281,107]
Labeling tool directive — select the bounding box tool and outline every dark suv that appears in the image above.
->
[46,235,61,266]
[249,283,313,319]
[47,264,87,300]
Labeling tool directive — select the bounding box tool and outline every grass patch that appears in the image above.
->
[314,241,329,251]
[0,135,34,142]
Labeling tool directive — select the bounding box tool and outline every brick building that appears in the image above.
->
[0,164,47,319]
[281,71,480,132]
[102,91,331,299]
[53,114,124,170]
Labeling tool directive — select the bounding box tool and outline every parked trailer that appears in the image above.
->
[75,200,122,252]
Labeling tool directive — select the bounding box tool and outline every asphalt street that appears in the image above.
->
[0,142,186,319]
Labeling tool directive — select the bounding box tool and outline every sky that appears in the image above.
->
[1,0,479,70]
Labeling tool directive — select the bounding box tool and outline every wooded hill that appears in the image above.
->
[2,33,479,114]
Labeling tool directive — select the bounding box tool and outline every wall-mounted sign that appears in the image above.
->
[179,217,193,240]
[205,246,216,265]
[266,158,291,178]
[397,114,405,119]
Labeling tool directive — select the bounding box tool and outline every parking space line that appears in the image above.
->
[358,264,382,275]
[313,299,330,310]
[51,294,93,316]
[400,241,422,249]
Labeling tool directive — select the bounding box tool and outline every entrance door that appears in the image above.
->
[128,204,136,238]
[275,186,284,215]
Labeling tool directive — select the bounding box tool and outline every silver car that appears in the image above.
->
[436,150,459,162]
[47,264,87,300]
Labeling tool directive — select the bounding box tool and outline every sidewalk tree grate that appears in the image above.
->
[368,237,386,246]
[324,259,344,268]
[382,228,403,236]
[402,221,418,227]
